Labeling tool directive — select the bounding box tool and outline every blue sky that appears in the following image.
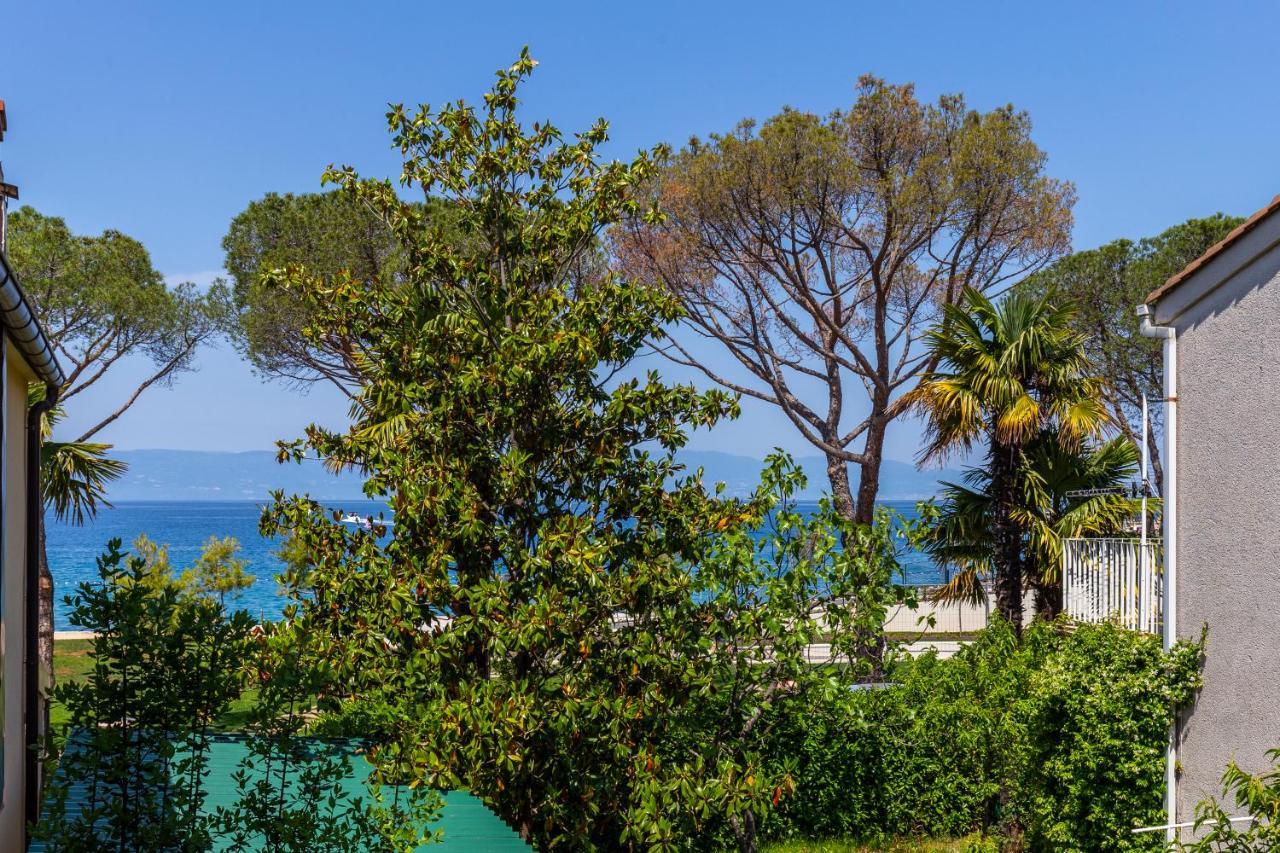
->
[6,1,1280,460]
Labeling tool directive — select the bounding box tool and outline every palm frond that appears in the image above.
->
[41,426,127,525]
[929,567,989,607]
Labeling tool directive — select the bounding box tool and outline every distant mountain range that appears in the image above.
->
[678,452,958,501]
[105,449,959,502]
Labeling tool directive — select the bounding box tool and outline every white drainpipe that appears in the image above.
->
[1138,303,1177,843]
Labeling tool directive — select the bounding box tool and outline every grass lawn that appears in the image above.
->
[52,638,258,732]
[764,839,979,852]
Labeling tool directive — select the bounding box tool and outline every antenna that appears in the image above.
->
[1064,487,1125,499]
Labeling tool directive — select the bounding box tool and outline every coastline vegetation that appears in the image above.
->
[31,49,1244,853]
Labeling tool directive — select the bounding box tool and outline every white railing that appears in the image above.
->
[1063,537,1163,634]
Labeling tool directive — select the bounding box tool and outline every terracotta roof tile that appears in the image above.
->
[1147,193,1280,305]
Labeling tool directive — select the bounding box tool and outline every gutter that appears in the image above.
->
[1137,303,1178,844]
[0,251,64,389]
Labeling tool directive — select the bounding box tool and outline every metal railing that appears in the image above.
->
[1063,537,1163,634]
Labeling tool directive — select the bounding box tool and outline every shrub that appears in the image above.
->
[761,620,1203,852]
[34,539,255,849]
[1178,749,1280,851]
[33,539,437,851]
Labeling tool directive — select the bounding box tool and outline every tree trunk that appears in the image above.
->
[730,808,758,853]
[1115,405,1165,500]
[1032,574,1062,621]
[826,446,886,679]
[39,522,53,692]
[825,452,857,523]
[989,443,1024,635]
[853,414,889,526]
[1146,426,1164,500]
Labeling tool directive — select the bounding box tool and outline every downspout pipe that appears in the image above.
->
[0,252,64,839]
[24,383,55,838]
[1138,302,1177,844]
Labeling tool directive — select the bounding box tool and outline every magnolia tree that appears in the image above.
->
[259,52,912,851]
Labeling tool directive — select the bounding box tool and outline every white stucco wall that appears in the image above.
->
[1159,218,1280,827]
[0,338,34,847]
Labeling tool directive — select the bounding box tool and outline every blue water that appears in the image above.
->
[46,500,941,630]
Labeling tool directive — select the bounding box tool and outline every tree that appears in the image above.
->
[180,536,255,607]
[1018,214,1243,496]
[34,539,434,851]
[8,207,234,440]
[9,207,233,686]
[678,455,915,851]
[36,395,126,685]
[925,434,1142,619]
[222,191,408,395]
[252,52,909,850]
[616,78,1075,523]
[131,533,255,608]
[906,287,1108,630]
[35,539,254,851]
[258,48,733,848]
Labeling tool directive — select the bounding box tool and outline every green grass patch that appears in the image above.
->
[51,639,95,731]
[52,638,258,733]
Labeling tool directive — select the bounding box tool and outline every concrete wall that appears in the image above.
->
[0,338,34,847]
[1163,215,1280,825]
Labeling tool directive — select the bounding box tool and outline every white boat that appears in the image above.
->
[340,513,393,528]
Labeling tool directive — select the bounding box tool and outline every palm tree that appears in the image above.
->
[34,390,126,680]
[925,434,1143,619]
[905,286,1108,631]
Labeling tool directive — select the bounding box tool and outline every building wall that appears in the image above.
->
[0,338,34,847]
[1168,225,1280,824]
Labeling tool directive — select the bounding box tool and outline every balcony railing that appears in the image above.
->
[1062,537,1163,634]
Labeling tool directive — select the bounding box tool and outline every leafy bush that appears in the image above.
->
[34,539,255,849]
[34,539,436,851]
[1178,749,1280,851]
[761,620,1203,852]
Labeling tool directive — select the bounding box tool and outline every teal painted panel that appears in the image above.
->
[33,734,529,851]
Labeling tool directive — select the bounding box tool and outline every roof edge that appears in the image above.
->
[1146,193,1280,305]
[0,250,65,391]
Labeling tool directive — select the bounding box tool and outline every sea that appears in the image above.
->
[46,500,943,631]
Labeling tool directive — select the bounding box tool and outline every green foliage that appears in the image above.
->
[1180,750,1280,851]
[208,621,439,852]
[759,621,1203,852]
[34,538,254,849]
[924,434,1144,610]
[36,396,127,525]
[254,51,915,851]
[222,190,452,391]
[178,535,256,607]
[652,456,921,849]
[130,533,256,607]
[906,287,1108,626]
[35,540,436,851]
[1018,214,1245,490]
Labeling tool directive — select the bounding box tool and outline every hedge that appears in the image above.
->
[761,620,1203,852]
